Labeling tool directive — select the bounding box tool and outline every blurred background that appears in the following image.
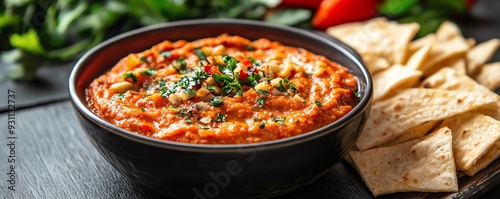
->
[1,0,496,82]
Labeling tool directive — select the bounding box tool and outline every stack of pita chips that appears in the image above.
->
[327,18,500,197]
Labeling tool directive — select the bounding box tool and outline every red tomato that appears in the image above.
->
[240,59,253,67]
[239,71,248,81]
[312,0,379,30]
[280,0,323,9]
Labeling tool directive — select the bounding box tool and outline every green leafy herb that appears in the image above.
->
[257,97,265,107]
[161,51,172,58]
[272,116,286,125]
[256,89,269,96]
[187,89,197,97]
[212,113,226,122]
[140,108,146,112]
[123,72,137,82]
[140,68,156,76]
[275,79,287,92]
[315,100,323,107]
[111,93,126,101]
[172,58,187,74]
[247,45,255,51]
[194,48,207,62]
[186,117,192,124]
[210,97,224,107]
[206,85,219,94]
[259,122,266,129]
[140,56,148,63]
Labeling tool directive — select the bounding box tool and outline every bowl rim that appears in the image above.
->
[69,18,373,151]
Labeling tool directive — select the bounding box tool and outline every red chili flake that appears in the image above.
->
[239,71,248,81]
[204,65,213,74]
[140,124,151,132]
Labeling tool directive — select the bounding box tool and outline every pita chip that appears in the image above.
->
[465,141,500,176]
[421,67,500,120]
[373,64,422,102]
[420,22,469,76]
[326,17,419,73]
[350,127,458,196]
[380,120,440,147]
[466,39,500,76]
[438,112,500,171]
[356,88,500,151]
[473,62,500,90]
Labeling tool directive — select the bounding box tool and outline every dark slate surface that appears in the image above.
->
[0,101,499,199]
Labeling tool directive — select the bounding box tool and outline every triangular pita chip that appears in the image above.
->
[380,120,439,147]
[326,17,419,73]
[438,112,500,171]
[373,64,422,102]
[465,141,500,176]
[350,127,458,196]
[356,88,500,151]
[466,39,500,76]
[473,62,500,90]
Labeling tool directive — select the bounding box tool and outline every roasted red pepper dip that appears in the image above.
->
[86,34,358,144]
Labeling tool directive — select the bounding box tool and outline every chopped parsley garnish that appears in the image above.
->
[212,113,226,122]
[289,82,298,93]
[247,73,261,87]
[160,51,172,58]
[272,116,286,125]
[140,57,148,63]
[259,121,266,129]
[256,89,269,96]
[140,108,146,112]
[172,58,188,74]
[186,117,192,124]
[140,68,156,76]
[212,74,233,84]
[256,97,265,107]
[187,89,197,97]
[301,71,313,76]
[210,97,224,107]
[275,79,287,92]
[206,85,219,94]
[123,72,137,82]
[111,93,126,101]
[282,77,298,93]
[315,100,323,107]
[194,48,208,62]
[247,45,255,51]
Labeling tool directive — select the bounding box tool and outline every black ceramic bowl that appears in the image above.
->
[69,19,372,199]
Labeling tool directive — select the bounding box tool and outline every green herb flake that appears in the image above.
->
[140,108,146,112]
[212,113,226,122]
[315,100,323,107]
[206,85,219,94]
[247,45,255,51]
[256,97,265,107]
[194,48,207,62]
[186,117,192,124]
[210,97,224,107]
[259,122,266,129]
[140,57,148,63]
[256,89,269,96]
[123,72,137,82]
[161,51,172,58]
[275,79,287,92]
[140,68,156,76]
[111,93,126,101]
[272,116,286,125]
[187,89,197,97]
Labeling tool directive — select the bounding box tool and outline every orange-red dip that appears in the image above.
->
[86,34,358,144]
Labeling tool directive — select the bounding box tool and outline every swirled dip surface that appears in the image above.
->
[86,34,358,144]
